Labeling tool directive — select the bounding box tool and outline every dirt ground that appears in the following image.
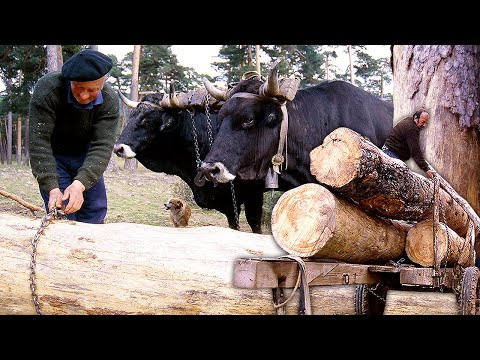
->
[0,163,277,234]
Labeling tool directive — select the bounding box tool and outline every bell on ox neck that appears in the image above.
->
[265,167,279,189]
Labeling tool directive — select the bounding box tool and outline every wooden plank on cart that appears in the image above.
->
[399,267,455,288]
[233,258,389,289]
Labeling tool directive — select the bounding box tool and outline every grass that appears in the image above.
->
[0,159,283,234]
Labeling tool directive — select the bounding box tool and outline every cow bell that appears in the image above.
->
[265,167,279,189]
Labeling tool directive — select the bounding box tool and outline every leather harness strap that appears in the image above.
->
[278,255,311,315]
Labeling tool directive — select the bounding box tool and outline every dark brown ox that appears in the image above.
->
[199,59,394,191]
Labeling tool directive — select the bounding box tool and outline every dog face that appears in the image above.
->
[164,198,184,211]
[164,197,191,227]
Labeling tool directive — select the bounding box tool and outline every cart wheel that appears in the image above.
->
[354,285,386,315]
[460,266,480,315]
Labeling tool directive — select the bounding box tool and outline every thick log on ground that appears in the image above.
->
[270,183,407,263]
[383,290,460,315]
[1,212,369,315]
[406,219,472,267]
[310,127,472,239]
[1,211,292,315]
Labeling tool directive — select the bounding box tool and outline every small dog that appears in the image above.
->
[164,197,192,228]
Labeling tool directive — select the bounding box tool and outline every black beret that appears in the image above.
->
[62,49,113,82]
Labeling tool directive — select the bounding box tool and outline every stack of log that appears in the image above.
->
[271,127,479,268]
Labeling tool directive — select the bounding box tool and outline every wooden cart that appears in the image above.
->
[233,256,480,315]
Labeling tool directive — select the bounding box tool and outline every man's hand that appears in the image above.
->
[426,169,436,179]
[48,188,64,212]
[62,180,86,214]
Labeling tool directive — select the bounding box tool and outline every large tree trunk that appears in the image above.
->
[392,45,480,216]
[310,127,473,239]
[124,45,141,171]
[0,212,289,315]
[270,183,407,263]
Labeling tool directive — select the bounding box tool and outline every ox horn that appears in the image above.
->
[117,90,140,108]
[202,77,228,101]
[160,83,181,108]
[259,58,282,98]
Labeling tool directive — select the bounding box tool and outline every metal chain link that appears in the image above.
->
[30,207,66,315]
[438,181,452,292]
[189,103,240,230]
[204,93,214,148]
[367,283,386,302]
[230,181,240,230]
[187,109,202,170]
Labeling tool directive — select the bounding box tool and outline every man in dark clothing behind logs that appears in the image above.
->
[382,109,435,179]
[29,49,120,223]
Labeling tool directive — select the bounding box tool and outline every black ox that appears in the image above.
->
[113,89,266,233]
[199,59,394,190]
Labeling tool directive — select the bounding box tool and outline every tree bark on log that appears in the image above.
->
[406,219,471,267]
[310,127,471,239]
[0,212,289,315]
[270,183,407,263]
[383,290,460,315]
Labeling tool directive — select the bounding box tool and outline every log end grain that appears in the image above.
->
[405,219,466,267]
[310,127,363,188]
[271,183,336,257]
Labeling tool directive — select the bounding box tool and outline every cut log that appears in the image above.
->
[406,219,472,267]
[310,127,472,239]
[0,212,367,315]
[270,183,407,263]
[383,290,460,315]
[0,211,288,315]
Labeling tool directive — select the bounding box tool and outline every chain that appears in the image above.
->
[187,109,202,170]
[30,207,66,315]
[204,93,214,148]
[438,181,451,292]
[230,181,240,230]
[190,100,240,230]
[367,283,386,302]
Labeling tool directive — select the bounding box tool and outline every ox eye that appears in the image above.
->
[241,117,255,129]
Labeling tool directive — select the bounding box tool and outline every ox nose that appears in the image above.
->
[199,162,219,179]
[113,143,125,157]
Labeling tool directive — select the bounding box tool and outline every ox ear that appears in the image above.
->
[159,116,176,131]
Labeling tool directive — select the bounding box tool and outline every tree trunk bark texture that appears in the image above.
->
[0,212,290,315]
[271,183,407,263]
[310,127,471,239]
[392,45,480,216]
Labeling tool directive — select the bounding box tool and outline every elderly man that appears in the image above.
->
[382,109,435,179]
[29,49,120,223]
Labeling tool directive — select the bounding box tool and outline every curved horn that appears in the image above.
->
[160,83,181,108]
[202,77,228,101]
[259,58,282,98]
[117,90,140,108]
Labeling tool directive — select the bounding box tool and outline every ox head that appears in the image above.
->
[113,85,189,171]
[199,59,299,184]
